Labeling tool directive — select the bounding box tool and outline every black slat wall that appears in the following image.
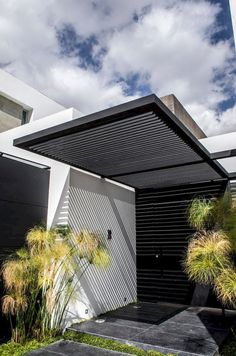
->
[0,156,49,258]
[136,180,227,305]
[0,156,49,342]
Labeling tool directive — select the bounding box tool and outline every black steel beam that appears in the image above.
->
[211,149,236,160]
[14,96,157,147]
[228,172,236,179]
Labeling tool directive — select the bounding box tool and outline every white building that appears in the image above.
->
[0,69,235,326]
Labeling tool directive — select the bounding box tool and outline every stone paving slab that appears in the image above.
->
[104,302,186,325]
[68,302,236,356]
[129,328,217,356]
[156,320,228,346]
[75,319,145,340]
[99,316,152,330]
[26,340,131,356]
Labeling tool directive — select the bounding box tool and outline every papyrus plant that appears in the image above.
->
[184,194,236,309]
[1,225,110,342]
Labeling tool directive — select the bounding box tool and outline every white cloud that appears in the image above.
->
[101,2,235,121]
[0,0,235,135]
[191,103,236,136]
[45,61,138,113]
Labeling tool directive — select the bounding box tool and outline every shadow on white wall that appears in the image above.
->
[51,168,136,325]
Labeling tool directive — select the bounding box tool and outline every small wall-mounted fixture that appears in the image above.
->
[85,309,88,314]
[107,229,112,240]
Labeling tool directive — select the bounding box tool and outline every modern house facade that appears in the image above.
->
[0,69,236,326]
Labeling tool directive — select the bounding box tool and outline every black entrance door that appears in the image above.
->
[136,181,227,305]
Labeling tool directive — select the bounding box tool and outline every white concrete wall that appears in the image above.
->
[0,69,68,120]
[51,168,136,324]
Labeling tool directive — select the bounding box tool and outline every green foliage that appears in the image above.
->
[188,198,215,230]
[184,230,231,284]
[188,194,236,250]
[0,337,57,356]
[215,268,236,308]
[54,224,72,238]
[1,226,110,343]
[185,194,236,308]
[92,248,111,268]
[63,331,175,356]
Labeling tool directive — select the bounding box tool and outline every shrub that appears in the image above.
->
[1,226,110,343]
[184,230,231,284]
[184,195,236,309]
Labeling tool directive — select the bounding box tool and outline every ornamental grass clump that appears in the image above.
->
[214,268,236,308]
[184,194,236,309]
[185,231,231,284]
[92,248,111,268]
[1,225,110,343]
[75,230,99,259]
[188,198,215,230]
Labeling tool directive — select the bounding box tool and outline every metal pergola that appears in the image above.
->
[14,94,228,189]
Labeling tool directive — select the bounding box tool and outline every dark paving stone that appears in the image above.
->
[188,306,236,317]
[70,320,144,340]
[68,303,236,356]
[169,311,213,327]
[157,320,228,345]
[98,316,151,330]
[126,339,196,356]
[130,328,217,356]
[197,311,236,330]
[139,302,187,314]
[170,309,236,331]
[26,340,131,355]
[26,351,58,356]
[104,302,185,325]
[106,310,164,324]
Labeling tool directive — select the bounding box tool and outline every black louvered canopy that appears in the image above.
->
[14,94,228,189]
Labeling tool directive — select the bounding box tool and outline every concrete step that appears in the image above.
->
[26,339,132,355]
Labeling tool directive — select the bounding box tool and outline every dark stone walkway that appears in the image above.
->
[69,302,236,356]
[26,340,131,355]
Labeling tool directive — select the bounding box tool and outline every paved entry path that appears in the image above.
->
[68,302,236,356]
[26,340,131,355]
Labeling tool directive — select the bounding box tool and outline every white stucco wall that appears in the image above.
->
[51,167,136,324]
[0,69,68,120]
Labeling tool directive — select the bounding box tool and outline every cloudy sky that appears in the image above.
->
[0,0,235,136]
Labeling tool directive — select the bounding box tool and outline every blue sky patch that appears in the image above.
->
[57,24,106,71]
[116,73,151,96]
[210,0,234,44]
